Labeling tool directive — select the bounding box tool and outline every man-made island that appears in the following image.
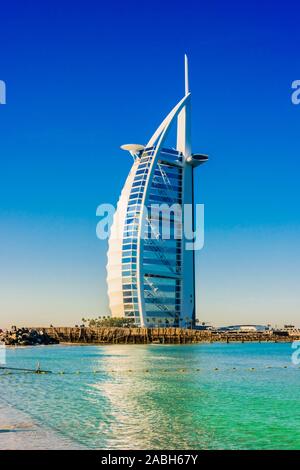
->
[1,326,299,346]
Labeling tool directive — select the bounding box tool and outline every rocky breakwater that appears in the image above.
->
[0,327,59,346]
[5,327,300,346]
[37,326,213,344]
[37,326,300,345]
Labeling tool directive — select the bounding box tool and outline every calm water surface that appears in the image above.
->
[1,343,299,449]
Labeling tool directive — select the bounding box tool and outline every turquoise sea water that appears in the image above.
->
[1,343,300,450]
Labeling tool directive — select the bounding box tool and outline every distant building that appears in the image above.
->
[274,325,300,337]
[194,324,215,331]
[218,325,268,333]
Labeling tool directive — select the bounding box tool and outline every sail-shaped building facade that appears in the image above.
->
[106,56,208,327]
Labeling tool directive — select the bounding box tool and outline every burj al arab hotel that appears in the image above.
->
[107,56,208,328]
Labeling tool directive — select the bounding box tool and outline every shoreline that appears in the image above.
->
[51,338,300,344]
[0,397,85,450]
[3,338,298,349]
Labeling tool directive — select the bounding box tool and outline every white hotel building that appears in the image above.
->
[107,56,208,328]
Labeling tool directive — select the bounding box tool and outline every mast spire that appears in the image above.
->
[184,54,189,95]
[176,55,191,156]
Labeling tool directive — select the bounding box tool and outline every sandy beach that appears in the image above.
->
[0,398,85,450]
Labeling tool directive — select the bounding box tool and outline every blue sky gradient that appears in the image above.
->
[1,0,300,327]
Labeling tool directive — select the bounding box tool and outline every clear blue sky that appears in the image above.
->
[0,0,299,328]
